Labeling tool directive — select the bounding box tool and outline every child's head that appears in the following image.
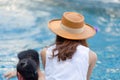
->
[17,58,38,80]
[17,49,40,67]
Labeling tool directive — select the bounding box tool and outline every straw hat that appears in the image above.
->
[48,12,96,40]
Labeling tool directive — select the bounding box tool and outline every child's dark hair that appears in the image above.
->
[17,58,38,80]
[17,49,40,67]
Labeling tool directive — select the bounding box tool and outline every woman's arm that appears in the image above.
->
[40,48,47,69]
[87,50,97,80]
[38,69,45,80]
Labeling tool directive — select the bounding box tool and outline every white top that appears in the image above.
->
[45,45,89,80]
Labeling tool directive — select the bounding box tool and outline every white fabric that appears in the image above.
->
[45,45,89,80]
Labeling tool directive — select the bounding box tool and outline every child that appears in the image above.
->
[4,49,45,80]
[17,58,38,80]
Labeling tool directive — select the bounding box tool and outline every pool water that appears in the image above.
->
[0,0,120,80]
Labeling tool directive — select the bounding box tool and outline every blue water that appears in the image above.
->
[0,0,120,80]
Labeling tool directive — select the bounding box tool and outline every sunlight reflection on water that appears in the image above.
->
[0,0,120,80]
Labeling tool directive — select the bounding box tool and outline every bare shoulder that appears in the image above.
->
[89,50,97,59]
[40,48,47,57]
[89,50,97,65]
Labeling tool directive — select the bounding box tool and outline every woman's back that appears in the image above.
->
[45,45,89,80]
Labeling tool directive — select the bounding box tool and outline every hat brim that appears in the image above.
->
[48,19,96,40]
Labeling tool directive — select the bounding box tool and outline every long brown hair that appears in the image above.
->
[52,35,88,61]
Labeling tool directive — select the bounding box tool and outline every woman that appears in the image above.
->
[41,12,97,80]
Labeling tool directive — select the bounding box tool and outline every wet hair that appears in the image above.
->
[17,58,38,80]
[53,35,88,61]
[17,49,39,67]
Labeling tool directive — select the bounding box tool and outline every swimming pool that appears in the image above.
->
[0,0,120,80]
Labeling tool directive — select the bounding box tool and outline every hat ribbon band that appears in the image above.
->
[60,23,84,34]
